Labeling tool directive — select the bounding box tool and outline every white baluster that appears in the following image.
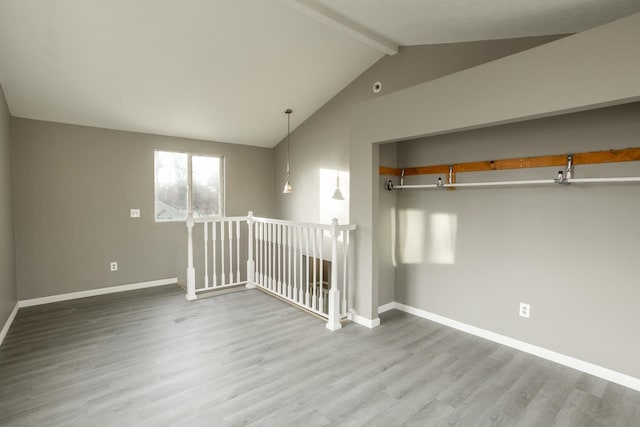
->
[326,218,342,330]
[263,223,267,288]
[267,223,272,289]
[212,221,217,287]
[246,212,255,289]
[282,225,286,294]
[293,226,298,302]
[277,224,282,294]
[312,227,317,310]
[256,222,261,285]
[298,227,303,304]
[342,229,348,315]
[260,222,265,285]
[236,220,241,283]
[271,223,276,291]
[255,222,260,285]
[280,225,286,296]
[254,222,257,285]
[264,222,268,288]
[318,229,324,313]
[221,219,226,285]
[204,222,209,289]
[228,221,234,284]
[305,227,310,308]
[287,225,292,299]
[185,214,196,300]
[280,224,287,296]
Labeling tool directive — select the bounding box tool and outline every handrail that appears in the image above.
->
[252,216,355,232]
[193,215,248,224]
[195,215,355,230]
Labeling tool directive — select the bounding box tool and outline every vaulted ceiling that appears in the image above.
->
[1,0,638,147]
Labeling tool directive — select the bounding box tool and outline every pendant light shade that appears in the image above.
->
[331,187,344,200]
[332,173,344,200]
[283,180,293,194]
[283,108,293,194]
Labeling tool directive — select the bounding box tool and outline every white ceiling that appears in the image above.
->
[1,1,639,148]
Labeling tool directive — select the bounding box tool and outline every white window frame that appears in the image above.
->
[154,150,225,222]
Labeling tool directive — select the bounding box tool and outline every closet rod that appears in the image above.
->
[387,176,640,190]
[568,177,640,184]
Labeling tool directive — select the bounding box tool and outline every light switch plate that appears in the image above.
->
[130,209,140,218]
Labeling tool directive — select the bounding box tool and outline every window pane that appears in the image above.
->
[155,151,188,220]
[192,155,221,218]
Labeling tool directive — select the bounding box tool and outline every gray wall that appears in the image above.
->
[394,102,640,378]
[271,36,565,310]
[11,119,273,300]
[0,84,17,326]
[378,142,397,306]
[273,36,565,222]
[351,15,640,321]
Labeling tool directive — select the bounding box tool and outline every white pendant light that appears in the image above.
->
[283,109,293,194]
[332,172,344,200]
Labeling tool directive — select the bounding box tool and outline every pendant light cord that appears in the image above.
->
[282,108,294,193]
[287,111,290,176]
[285,109,292,178]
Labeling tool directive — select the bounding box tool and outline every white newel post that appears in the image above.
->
[326,218,342,331]
[246,211,256,289]
[186,213,197,300]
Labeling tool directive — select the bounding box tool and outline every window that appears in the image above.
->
[154,151,223,221]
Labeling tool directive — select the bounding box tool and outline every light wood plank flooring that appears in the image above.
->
[1,285,639,426]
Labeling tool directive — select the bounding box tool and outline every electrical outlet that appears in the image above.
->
[519,303,530,318]
[110,262,118,272]
[130,209,140,218]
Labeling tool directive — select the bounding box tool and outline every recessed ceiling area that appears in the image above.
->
[1,0,639,147]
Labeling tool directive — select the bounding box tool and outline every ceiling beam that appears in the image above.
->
[278,0,399,56]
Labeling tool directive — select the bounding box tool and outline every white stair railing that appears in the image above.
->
[185,215,249,297]
[186,212,356,331]
[250,216,356,330]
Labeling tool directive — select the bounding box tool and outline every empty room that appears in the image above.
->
[1,1,640,426]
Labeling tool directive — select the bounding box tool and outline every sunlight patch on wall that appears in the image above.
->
[429,213,457,264]
[319,169,349,225]
[398,209,425,264]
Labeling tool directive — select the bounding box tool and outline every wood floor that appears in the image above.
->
[1,285,639,426]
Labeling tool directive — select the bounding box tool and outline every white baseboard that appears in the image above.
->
[384,301,640,392]
[0,302,19,347]
[377,301,396,314]
[18,278,178,308]
[351,312,381,329]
